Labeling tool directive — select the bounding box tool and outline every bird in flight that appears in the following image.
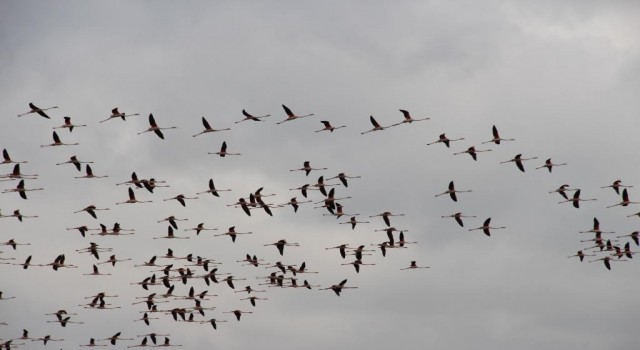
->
[236,109,271,123]
[192,116,231,137]
[277,104,314,124]
[138,114,177,139]
[17,102,58,119]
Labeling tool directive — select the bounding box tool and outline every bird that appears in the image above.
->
[192,116,231,137]
[326,173,361,187]
[17,102,58,118]
[101,332,134,346]
[435,181,472,202]
[341,259,375,273]
[500,154,538,172]
[163,194,198,207]
[426,133,464,148]
[361,115,387,134]
[153,226,189,240]
[75,164,108,179]
[369,211,405,227]
[74,205,110,219]
[53,116,87,132]
[214,226,253,243]
[116,187,153,205]
[99,107,139,123]
[616,231,639,246]
[185,223,218,236]
[196,178,231,197]
[280,197,312,213]
[83,264,112,276]
[224,310,253,321]
[40,131,79,147]
[1,180,43,199]
[535,158,567,173]
[400,261,430,270]
[441,212,476,227]
[453,146,492,161]
[607,188,640,208]
[290,161,327,176]
[235,109,271,123]
[339,216,370,230]
[208,141,240,157]
[316,120,346,132]
[567,250,595,262]
[482,125,515,144]
[469,218,506,236]
[264,239,299,256]
[601,180,633,195]
[0,164,38,180]
[321,279,357,296]
[588,256,626,270]
[277,104,314,124]
[1,149,27,165]
[579,218,614,234]
[549,184,575,200]
[56,155,93,172]
[138,114,177,139]
[558,189,597,208]
[0,209,37,222]
[389,109,430,127]
[157,216,188,229]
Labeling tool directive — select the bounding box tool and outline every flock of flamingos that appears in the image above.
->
[0,102,638,348]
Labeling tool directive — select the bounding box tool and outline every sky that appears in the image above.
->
[1,1,639,349]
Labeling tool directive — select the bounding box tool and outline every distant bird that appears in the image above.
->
[56,155,93,172]
[589,256,626,270]
[453,146,492,161]
[1,180,43,199]
[482,125,515,145]
[196,179,231,197]
[369,212,405,227]
[116,187,153,205]
[321,279,357,296]
[341,259,375,273]
[264,239,299,256]
[549,184,576,200]
[163,194,198,207]
[500,154,538,172]
[579,218,614,234]
[469,218,506,236]
[327,173,361,187]
[441,212,476,227]
[224,310,253,321]
[236,109,271,123]
[83,264,112,276]
[74,205,109,219]
[99,107,139,123]
[208,141,240,157]
[0,164,38,180]
[17,102,58,118]
[290,161,327,176]
[426,133,464,148]
[607,188,640,208]
[601,180,633,195]
[192,117,230,137]
[435,181,471,202]
[40,131,79,147]
[214,226,253,243]
[75,164,108,179]
[157,216,188,229]
[339,216,370,230]
[185,223,218,236]
[400,261,430,270]
[567,250,595,262]
[280,197,312,213]
[101,332,134,346]
[316,120,346,132]
[138,114,177,139]
[389,109,430,127]
[361,115,387,134]
[617,231,639,246]
[558,189,597,208]
[2,149,27,165]
[277,104,314,124]
[535,158,567,173]
[53,116,87,132]
[153,226,189,240]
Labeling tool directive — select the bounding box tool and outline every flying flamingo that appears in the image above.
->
[339,216,370,230]
[138,114,177,139]
[500,154,538,172]
[98,255,132,266]
[74,205,109,219]
[277,104,314,124]
[558,189,597,208]
[83,264,112,276]
[56,155,93,172]
[224,310,253,321]
[616,231,639,246]
[469,218,506,236]
[607,188,640,208]
[235,109,271,123]
[280,197,312,213]
[290,161,327,176]
[116,187,153,205]
[601,180,633,195]
[1,180,43,199]
[316,120,346,132]
[264,239,300,256]
[208,141,240,157]
[441,212,476,227]
[100,332,134,346]
[327,172,361,187]
[535,158,567,173]
[2,149,27,165]
[40,131,79,147]
[361,115,388,134]
[435,181,472,202]
[17,102,58,119]
[75,164,108,179]
[53,116,87,132]
[549,184,576,200]
[153,226,189,240]
[157,216,188,229]
[426,133,464,148]
[579,218,614,234]
[321,279,357,296]
[482,125,515,144]
[389,109,430,127]
[567,250,595,262]
[185,223,218,236]
[99,107,139,123]
[214,226,253,243]
[163,194,198,207]
[196,178,231,197]
[0,164,38,180]
[369,211,405,227]
[192,117,230,137]
[400,261,430,270]
[589,256,626,270]
[453,146,492,161]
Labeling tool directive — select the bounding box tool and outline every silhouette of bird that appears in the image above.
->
[535,158,567,173]
[435,181,471,202]
[361,115,387,134]
[469,218,506,236]
[316,120,346,132]
[482,125,515,145]
[56,155,93,172]
[2,149,27,165]
[208,141,240,157]
[53,116,86,132]
[277,104,314,124]
[500,154,538,172]
[558,189,597,208]
[196,179,231,197]
[138,114,177,139]
[321,279,357,296]
[99,107,139,123]
[426,133,464,148]
[607,188,640,208]
[389,109,430,127]
[17,102,58,118]
[40,131,79,147]
[192,117,230,137]
[236,109,270,123]
[453,146,492,161]
[601,180,633,195]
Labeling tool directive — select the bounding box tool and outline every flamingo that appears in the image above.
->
[500,154,538,172]
[339,216,370,230]
[290,161,327,176]
[482,125,515,144]
[341,259,375,273]
[157,216,188,229]
[589,256,626,270]
[116,187,153,205]
[549,184,576,200]
[400,261,430,270]
[435,181,472,202]
[0,164,38,180]
[321,279,357,296]
[280,197,312,213]
[137,114,177,139]
[607,188,640,208]
[83,264,112,276]
[40,131,79,147]
[74,205,109,219]
[236,109,270,123]
[441,212,476,227]
[1,149,27,165]
[80,338,106,347]
[369,211,405,227]
[1,180,43,199]
[75,164,108,179]
[601,180,633,195]
[579,218,614,234]
[116,172,145,188]
[426,133,464,148]
[98,254,132,266]
[558,189,597,208]
[163,194,198,207]
[208,141,240,157]
[224,310,253,321]
[185,223,218,236]
[0,209,38,222]
[264,239,299,256]
[616,231,639,246]
[535,158,567,173]
[316,120,346,132]
[17,102,58,118]
[196,178,231,197]
[192,116,230,137]
[567,250,595,262]
[277,104,314,124]
[153,226,189,240]
[99,107,139,123]
[389,109,430,127]
[56,155,93,172]
[361,115,387,134]
[327,172,361,187]
[53,116,86,132]
[31,335,64,345]
[469,218,506,237]
[453,146,492,161]
[1,239,30,250]
[101,332,134,346]
[214,226,253,243]
[324,203,358,219]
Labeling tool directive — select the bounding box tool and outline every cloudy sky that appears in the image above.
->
[1,1,639,349]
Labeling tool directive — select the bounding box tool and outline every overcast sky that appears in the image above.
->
[1,1,639,349]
